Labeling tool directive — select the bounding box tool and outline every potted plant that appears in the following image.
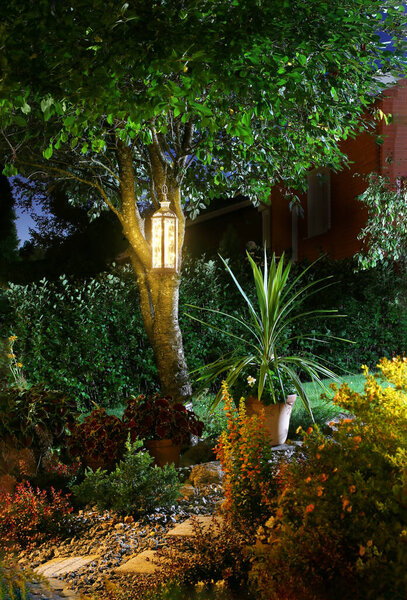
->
[123,394,204,467]
[186,249,345,445]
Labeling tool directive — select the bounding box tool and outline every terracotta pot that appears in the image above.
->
[245,394,297,446]
[145,439,181,468]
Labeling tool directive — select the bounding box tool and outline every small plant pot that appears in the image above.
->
[145,439,181,468]
[245,394,297,446]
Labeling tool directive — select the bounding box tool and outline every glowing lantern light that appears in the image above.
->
[151,186,178,271]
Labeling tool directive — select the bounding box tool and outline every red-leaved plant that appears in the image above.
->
[0,480,73,550]
[67,408,127,471]
[123,394,204,445]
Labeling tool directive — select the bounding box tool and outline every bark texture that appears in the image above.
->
[116,138,192,403]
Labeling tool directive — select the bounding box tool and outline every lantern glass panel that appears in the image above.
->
[152,216,163,269]
[164,218,176,269]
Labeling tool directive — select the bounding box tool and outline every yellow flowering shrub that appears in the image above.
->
[249,357,407,600]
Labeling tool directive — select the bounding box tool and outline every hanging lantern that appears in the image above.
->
[151,186,178,271]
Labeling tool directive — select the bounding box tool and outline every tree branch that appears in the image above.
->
[16,159,124,223]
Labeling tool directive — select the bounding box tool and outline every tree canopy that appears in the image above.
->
[1,0,406,212]
[1,0,406,400]
[0,172,19,264]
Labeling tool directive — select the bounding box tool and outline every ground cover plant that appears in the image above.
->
[287,374,363,436]
[248,356,407,600]
[0,556,35,600]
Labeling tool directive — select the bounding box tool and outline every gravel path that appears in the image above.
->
[19,483,224,599]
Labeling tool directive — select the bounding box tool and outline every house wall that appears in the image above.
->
[184,203,262,256]
[379,79,407,179]
[271,79,407,262]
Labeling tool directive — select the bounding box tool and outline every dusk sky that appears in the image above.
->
[15,207,37,246]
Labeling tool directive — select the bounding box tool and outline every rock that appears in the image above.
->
[165,515,222,538]
[189,461,223,486]
[115,550,160,574]
[178,484,195,499]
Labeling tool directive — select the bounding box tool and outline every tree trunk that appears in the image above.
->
[144,270,192,402]
[128,253,192,403]
[116,140,192,403]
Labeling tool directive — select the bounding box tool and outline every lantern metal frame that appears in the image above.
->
[151,185,179,272]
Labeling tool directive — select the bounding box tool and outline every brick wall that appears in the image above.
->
[272,79,407,261]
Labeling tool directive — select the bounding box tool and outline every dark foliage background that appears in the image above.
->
[1,252,405,409]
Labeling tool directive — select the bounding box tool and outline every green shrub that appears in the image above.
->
[71,439,181,515]
[2,269,157,409]
[190,392,228,440]
[288,257,407,373]
[249,357,407,600]
[2,254,405,407]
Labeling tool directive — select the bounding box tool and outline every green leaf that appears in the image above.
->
[330,87,338,101]
[43,146,53,159]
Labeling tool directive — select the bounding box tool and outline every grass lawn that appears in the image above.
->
[288,373,366,437]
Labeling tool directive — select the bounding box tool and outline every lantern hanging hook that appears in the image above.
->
[161,164,168,200]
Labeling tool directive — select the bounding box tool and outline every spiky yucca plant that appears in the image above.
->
[186,250,348,416]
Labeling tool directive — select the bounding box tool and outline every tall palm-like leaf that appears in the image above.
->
[186,249,350,416]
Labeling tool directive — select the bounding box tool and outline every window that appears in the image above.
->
[307,168,331,238]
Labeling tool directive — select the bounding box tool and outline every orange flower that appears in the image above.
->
[359,545,366,557]
[342,498,350,509]
[318,444,325,451]
[349,485,356,494]
[305,504,315,513]
[316,486,324,497]
[304,476,312,483]
[320,473,328,482]
[353,436,362,444]
[306,427,313,434]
